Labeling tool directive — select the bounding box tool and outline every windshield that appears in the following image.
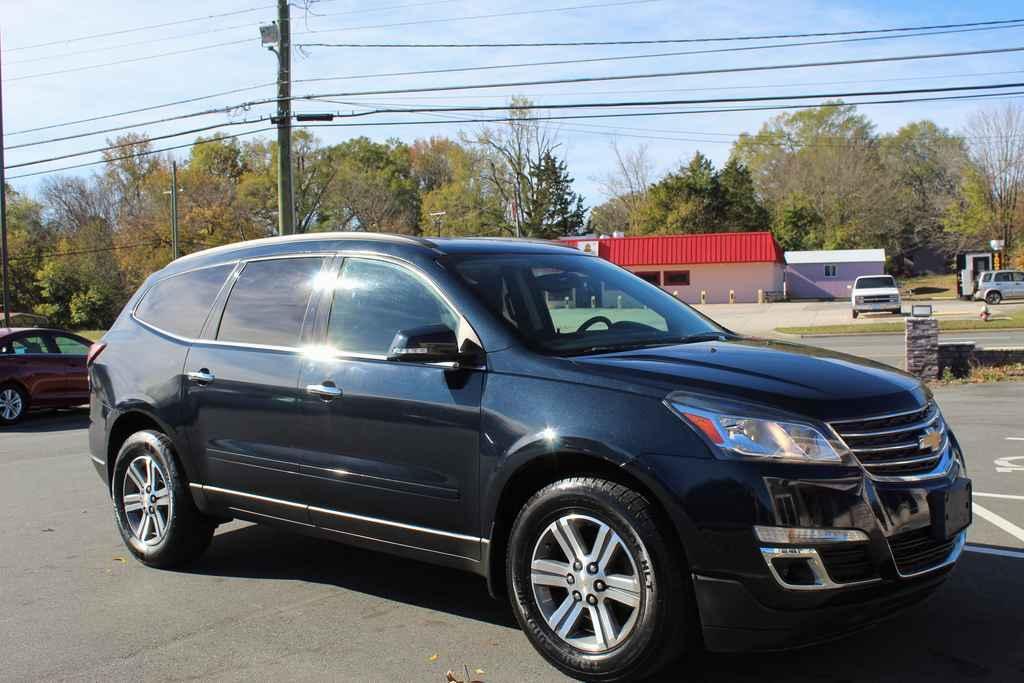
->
[855,276,896,289]
[449,253,728,355]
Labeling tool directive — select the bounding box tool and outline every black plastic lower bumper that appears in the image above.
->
[693,567,952,652]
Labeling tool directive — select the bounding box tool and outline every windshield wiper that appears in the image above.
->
[564,332,732,356]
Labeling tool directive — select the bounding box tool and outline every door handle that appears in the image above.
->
[306,383,342,400]
[186,369,215,384]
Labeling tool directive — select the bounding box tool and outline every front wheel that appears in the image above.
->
[112,430,215,568]
[852,310,859,319]
[986,290,1002,305]
[0,384,28,425]
[507,477,692,682]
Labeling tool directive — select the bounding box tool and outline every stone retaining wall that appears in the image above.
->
[937,342,1024,378]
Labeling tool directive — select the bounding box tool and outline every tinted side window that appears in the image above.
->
[135,264,233,338]
[1014,272,1024,282]
[52,335,90,355]
[217,257,325,347]
[995,272,1012,282]
[327,258,457,355]
[11,335,52,354]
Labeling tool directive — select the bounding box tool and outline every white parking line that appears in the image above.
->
[974,492,1024,501]
[972,503,1024,544]
[1007,437,1024,442]
[964,544,1024,559]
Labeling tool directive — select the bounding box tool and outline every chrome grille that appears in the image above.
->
[889,527,959,575]
[863,294,897,304]
[830,403,946,478]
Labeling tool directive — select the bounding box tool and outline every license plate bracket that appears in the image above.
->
[929,478,972,541]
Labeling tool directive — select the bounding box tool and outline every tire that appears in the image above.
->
[111,429,215,568]
[852,310,859,319]
[507,477,691,682]
[985,290,1002,305]
[0,383,28,425]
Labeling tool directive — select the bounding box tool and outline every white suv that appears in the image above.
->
[974,270,1024,304]
[851,275,902,318]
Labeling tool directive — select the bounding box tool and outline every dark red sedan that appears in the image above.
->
[0,328,94,425]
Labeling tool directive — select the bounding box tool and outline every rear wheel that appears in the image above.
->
[0,384,27,425]
[112,430,215,568]
[507,477,691,682]
[986,290,1002,305]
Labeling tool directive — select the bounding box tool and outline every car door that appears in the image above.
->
[295,255,485,560]
[5,333,65,407]
[1013,272,1024,299]
[183,255,329,524]
[48,333,91,403]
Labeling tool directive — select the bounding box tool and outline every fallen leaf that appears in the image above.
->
[112,557,126,563]
[428,654,439,662]
[475,670,485,675]
[41,528,54,533]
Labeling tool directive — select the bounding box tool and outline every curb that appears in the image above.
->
[780,326,1024,339]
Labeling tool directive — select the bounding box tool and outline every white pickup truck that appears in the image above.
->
[850,275,902,318]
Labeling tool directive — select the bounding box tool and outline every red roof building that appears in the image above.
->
[563,232,784,304]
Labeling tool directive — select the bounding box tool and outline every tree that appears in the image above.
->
[473,97,562,237]
[595,141,654,233]
[633,152,767,234]
[879,121,969,266]
[964,103,1024,253]
[530,152,586,238]
[732,102,898,250]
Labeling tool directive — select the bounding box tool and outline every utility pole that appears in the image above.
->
[270,0,294,235]
[163,161,181,260]
[0,34,11,328]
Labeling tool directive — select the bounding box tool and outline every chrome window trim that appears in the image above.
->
[889,530,966,579]
[324,250,485,358]
[192,483,483,543]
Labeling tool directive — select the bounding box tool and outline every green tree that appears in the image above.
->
[528,152,586,238]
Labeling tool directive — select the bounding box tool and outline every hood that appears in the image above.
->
[570,338,928,423]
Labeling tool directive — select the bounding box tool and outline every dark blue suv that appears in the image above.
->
[88,234,971,681]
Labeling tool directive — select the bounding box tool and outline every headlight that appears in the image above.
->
[667,402,844,463]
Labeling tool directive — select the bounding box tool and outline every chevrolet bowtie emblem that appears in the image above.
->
[919,429,942,452]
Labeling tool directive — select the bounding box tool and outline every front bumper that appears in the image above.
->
[652,434,971,651]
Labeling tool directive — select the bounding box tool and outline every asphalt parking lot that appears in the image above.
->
[2,382,1023,682]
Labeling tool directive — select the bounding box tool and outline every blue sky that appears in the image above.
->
[3,0,1024,205]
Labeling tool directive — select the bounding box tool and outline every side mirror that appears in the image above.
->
[388,324,461,364]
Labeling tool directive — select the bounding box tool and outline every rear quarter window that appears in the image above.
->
[134,264,234,339]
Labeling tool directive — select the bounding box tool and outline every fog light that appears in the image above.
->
[771,557,818,586]
[755,526,868,544]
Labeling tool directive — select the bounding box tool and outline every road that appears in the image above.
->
[791,329,1024,370]
[2,387,1023,682]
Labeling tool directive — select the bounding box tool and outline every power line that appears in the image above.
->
[298,17,1024,48]
[303,81,1024,120]
[6,126,276,180]
[5,118,270,170]
[284,44,1024,100]
[5,83,276,137]
[1,0,663,82]
[9,241,164,261]
[6,0,468,66]
[8,43,1024,153]
[1,5,273,52]
[8,79,1021,162]
[10,88,1024,180]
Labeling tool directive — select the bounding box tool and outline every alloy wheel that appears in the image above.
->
[121,454,173,546]
[530,513,643,653]
[0,388,23,421]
